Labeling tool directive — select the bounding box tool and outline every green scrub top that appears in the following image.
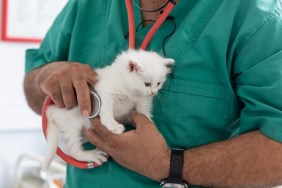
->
[26,0,282,187]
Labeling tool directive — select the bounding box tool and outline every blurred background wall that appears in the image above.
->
[0,1,47,187]
[0,42,45,187]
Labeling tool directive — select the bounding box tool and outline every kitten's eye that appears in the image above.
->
[157,82,161,86]
[145,82,151,87]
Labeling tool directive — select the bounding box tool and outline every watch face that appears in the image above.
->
[161,183,187,188]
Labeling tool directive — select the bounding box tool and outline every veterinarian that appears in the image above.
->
[24,0,282,187]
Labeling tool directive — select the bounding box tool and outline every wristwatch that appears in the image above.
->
[160,148,188,188]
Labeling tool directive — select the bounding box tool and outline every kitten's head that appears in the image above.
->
[117,49,174,96]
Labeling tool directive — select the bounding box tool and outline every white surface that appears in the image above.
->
[0,41,47,188]
[0,130,46,188]
[0,42,41,131]
[0,1,62,188]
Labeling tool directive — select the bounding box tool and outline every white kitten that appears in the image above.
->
[43,49,174,170]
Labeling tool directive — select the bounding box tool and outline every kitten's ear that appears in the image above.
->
[163,58,175,66]
[128,61,144,73]
[163,58,175,73]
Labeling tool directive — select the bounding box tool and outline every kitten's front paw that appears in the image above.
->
[108,123,125,134]
[91,149,108,165]
[100,117,125,134]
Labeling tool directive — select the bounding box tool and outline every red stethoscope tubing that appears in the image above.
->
[42,0,176,169]
[125,0,135,49]
[125,0,176,49]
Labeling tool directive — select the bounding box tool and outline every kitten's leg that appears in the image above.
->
[69,148,108,164]
[65,132,108,164]
[99,95,125,134]
[136,98,153,121]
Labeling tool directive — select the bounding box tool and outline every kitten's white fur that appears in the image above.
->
[43,49,174,170]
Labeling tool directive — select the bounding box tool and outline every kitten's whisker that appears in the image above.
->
[155,94,168,106]
[161,95,168,105]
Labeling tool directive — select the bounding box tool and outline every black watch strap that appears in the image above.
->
[168,148,184,183]
[160,148,188,187]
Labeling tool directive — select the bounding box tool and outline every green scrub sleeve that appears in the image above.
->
[234,11,282,142]
[25,0,78,74]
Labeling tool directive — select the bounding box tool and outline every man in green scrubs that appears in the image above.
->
[24,0,282,187]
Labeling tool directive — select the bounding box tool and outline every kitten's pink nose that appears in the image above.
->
[151,92,157,96]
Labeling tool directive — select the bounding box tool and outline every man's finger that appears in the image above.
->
[84,129,110,153]
[72,76,91,116]
[60,79,76,109]
[85,69,98,86]
[131,112,152,128]
[91,118,117,141]
[47,87,65,108]
[41,79,64,108]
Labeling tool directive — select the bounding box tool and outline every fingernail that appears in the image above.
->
[82,110,89,117]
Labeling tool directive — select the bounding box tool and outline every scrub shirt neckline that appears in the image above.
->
[132,0,184,50]
[128,0,207,54]
[133,0,153,34]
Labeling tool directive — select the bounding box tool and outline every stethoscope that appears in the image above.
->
[42,0,177,169]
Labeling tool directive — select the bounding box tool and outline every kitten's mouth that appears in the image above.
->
[144,92,157,96]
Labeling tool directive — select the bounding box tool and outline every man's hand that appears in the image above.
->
[85,112,171,181]
[35,62,97,116]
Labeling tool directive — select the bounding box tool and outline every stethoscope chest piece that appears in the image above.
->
[88,89,101,119]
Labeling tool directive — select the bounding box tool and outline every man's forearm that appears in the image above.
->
[24,68,46,115]
[183,131,282,187]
